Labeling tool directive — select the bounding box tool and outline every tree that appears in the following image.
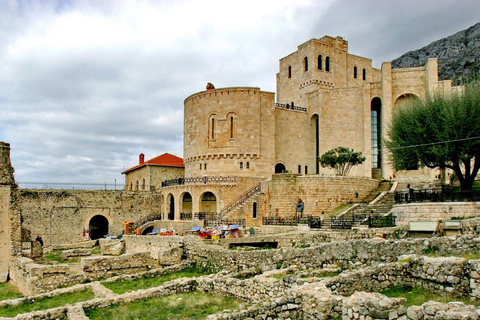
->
[386,83,480,191]
[318,147,366,176]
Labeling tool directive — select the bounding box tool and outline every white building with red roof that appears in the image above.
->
[122,153,184,191]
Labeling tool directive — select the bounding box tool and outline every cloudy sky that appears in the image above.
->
[1,0,479,189]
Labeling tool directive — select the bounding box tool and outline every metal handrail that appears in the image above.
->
[219,182,262,218]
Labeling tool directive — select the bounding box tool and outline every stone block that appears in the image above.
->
[100,239,125,256]
[157,246,184,266]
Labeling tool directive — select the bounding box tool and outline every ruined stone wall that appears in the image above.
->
[19,189,161,245]
[0,142,21,283]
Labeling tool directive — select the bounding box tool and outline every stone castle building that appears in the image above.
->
[147,35,459,224]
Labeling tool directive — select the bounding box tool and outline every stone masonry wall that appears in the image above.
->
[393,202,480,226]
[242,174,379,222]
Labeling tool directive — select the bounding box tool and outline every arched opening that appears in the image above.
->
[311,114,320,174]
[371,97,382,179]
[252,202,257,219]
[298,165,301,174]
[211,118,215,140]
[354,66,358,78]
[305,165,308,174]
[325,56,330,72]
[230,116,234,139]
[200,191,217,213]
[181,192,192,216]
[88,215,109,240]
[394,93,420,109]
[167,194,175,220]
[318,55,322,70]
[363,68,366,80]
[142,226,154,235]
[275,163,286,173]
[304,56,308,72]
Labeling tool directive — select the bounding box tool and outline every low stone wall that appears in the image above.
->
[10,257,85,295]
[392,202,480,226]
[81,252,160,280]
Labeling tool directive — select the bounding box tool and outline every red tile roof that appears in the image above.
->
[122,153,184,174]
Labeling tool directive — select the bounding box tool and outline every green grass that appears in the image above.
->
[0,288,95,317]
[85,291,240,320]
[102,267,214,294]
[0,282,23,301]
[327,204,355,217]
[380,285,480,307]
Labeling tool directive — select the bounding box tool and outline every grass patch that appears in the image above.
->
[0,288,94,317]
[0,282,23,301]
[327,204,355,217]
[380,285,480,308]
[43,250,81,264]
[85,291,240,320]
[102,267,214,294]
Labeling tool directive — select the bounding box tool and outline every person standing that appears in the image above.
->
[296,199,304,218]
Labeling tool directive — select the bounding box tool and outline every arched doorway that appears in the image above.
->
[200,191,217,213]
[89,215,109,240]
[275,163,286,173]
[181,192,192,218]
[167,194,175,220]
[142,226,154,235]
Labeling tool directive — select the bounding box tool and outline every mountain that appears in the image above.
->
[392,22,480,85]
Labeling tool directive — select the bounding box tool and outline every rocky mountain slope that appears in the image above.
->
[392,22,480,84]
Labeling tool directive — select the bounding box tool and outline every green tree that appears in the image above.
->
[386,83,480,191]
[318,147,366,176]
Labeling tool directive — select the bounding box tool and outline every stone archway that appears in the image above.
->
[167,193,175,220]
[200,191,217,213]
[275,163,286,173]
[88,215,109,240]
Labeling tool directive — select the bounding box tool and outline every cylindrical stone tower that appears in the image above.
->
[184,87,275,178]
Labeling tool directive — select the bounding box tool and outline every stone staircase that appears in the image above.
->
[323,182,399,229]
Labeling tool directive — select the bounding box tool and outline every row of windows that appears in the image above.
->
[210,116,235,140]
[353,66,367,80]
[287,55,331,78]
[130,179,146,191]
[199,162,251,170]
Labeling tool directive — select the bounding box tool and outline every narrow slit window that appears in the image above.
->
[304,56,308,72]
[288,66,292,78]
[318,55,322,70]
[326,57,330,72]
[230,116,234,139]
[211,118,215,140]
[354,66,357,78]
[363,68,366,80]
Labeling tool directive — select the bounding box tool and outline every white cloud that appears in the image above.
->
[0,0,479,187]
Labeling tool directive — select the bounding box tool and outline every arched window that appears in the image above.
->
[318,55,322,70]
[304,56,308,72]
[230,116,234,139]
[200,163,202,170]
[142,178,145,190]
[288,66,292,78]
[252,202,257,219]
[136,180,139,191]
[305,165,308,174]
[363,68,366,80]
[298,165,301,174]
[246,162,249,169]
[325,57,330,72]
[204,163,207,170]
[211,118,215,140]
[354,66,357,78]
[240,162,243,169]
